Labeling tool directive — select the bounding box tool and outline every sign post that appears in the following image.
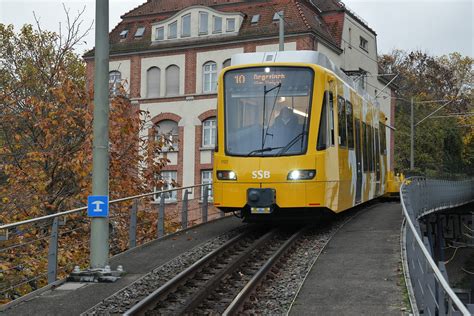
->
[90,0,110,269]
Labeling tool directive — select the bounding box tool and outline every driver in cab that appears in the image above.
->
[270,107,300,147]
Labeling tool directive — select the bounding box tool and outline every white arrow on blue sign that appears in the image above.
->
[87,196,109,217]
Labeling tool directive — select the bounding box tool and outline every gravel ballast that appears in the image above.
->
[84,210,358,315]
[83,225,249,315]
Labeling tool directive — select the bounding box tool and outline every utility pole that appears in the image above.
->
[410,97,414,171]
[90,0,110,269]
[279,11,284,51]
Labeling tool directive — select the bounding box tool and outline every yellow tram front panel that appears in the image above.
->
[213,154,322,209]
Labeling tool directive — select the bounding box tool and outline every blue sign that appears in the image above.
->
[87,196,109,217]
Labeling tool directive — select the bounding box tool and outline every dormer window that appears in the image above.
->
[151,7,242,42]
[156,27,164,41]
[251,15,260,24]
[213,16,222,33]
[119,29,129,39]
[135,27,145,38]
[182,14,191,37]
[199,12,209,35]
[273,11,283,21]
[314,15,323,26]
[168,21,177,39]
[226,18,235,32]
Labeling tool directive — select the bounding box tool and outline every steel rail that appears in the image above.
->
[223,227,305,315]
[0,183,210,230]
[400,181,470,316]
[123,229,255,316]
[178,229,278,314]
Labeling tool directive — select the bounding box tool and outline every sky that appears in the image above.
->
[0,0,473,57]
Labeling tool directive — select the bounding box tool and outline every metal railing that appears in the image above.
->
[0,183,222,302]
[401,177,474,315]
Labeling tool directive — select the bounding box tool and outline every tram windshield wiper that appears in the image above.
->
[276,132,308,156]
[247,146,284,156]
[261,83,282,151]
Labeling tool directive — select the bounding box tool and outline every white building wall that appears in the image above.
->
[196,47,244,94]
[141,98,217,198]
[200,150,212,164]
[256,42,297,52]
[317,44,342,66]
[341,15,378,98]
[341,16,378,74]
[141,54,186,98]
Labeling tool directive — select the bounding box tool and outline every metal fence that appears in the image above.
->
[401,177,474,316]
[0,183,222,303]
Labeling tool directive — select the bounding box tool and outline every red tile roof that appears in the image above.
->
[85,0,354,57]
[122,0,250,18]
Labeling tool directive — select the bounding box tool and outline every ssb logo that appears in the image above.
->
[252,170,271,179]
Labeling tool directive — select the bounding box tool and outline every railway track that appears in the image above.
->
[124,226,305,316]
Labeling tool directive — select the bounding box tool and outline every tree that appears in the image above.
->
[379,50,473,176]
[0,14,167,301]
[0,22,92,219]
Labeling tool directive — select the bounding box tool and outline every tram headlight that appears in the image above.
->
[216,170,237,180]
[287,170,316,180]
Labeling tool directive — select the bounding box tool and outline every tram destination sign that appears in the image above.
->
[234,72,287,86]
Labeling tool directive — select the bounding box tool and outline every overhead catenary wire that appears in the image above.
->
[430,113,474,119]
[340,38,380,64]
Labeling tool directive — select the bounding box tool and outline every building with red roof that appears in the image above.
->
[84,0,395,204]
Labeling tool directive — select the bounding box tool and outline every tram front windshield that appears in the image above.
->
[224,67,314,156]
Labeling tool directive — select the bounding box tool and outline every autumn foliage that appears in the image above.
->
[379,50,473,176]
[0,21,167,301]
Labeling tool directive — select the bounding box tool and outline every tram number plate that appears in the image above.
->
[250,207,272,214]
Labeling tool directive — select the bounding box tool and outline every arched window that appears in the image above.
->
[223,59,231,68]
[147,67,161,98]
[155,120,179,151]
[203,61,217,93]
[155,171,178,202]
[109,70,121,94]
[166,65,180,96]
[202,117,217,147]
[201,170,213,200]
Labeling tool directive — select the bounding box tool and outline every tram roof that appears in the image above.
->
[230,50,378,108]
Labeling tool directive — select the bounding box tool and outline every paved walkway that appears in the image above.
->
[1,216,243,316]
[289,202,406,315]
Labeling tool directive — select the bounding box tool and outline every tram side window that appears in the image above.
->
[317,91,335,150]
[338,96,347,147]
[379,122,387,155]
[346,101,354,149]
[372,126,377,171]
[367,125,371,171]
[362,122,368,172]
[369,126,374,172]
[317,92,328,150]
[375,128,381,180]
[329,92,335,146]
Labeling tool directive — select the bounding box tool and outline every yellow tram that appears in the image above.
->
[213,51,391,220]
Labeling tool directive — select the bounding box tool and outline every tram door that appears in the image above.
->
[354,118,362,203]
